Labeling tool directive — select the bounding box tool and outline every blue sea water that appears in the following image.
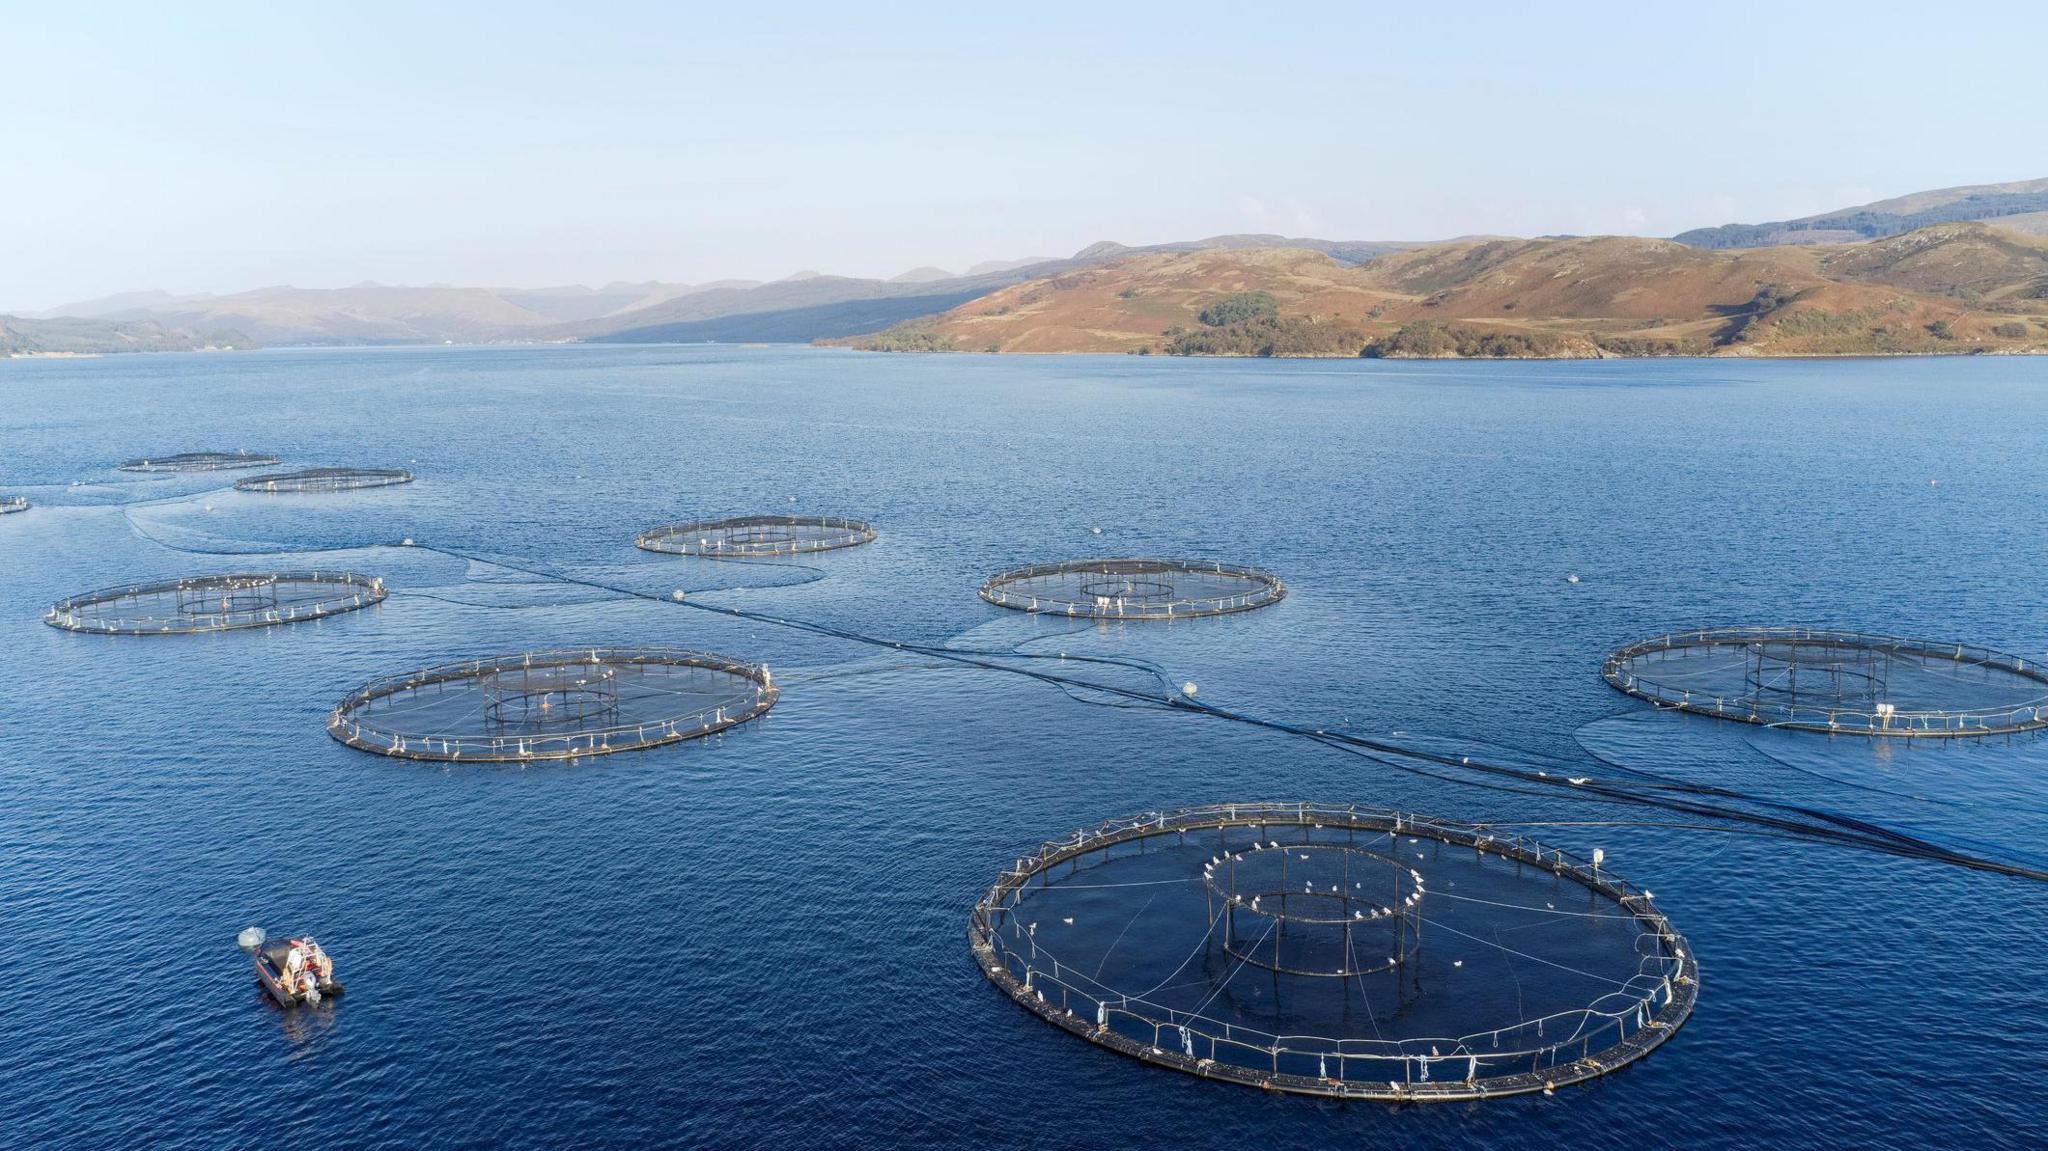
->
[2,346,2045,1149]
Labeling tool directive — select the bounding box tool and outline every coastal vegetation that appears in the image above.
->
[1362,321,1571,359]
[1160,292,1366,356]
[848,321,960,352]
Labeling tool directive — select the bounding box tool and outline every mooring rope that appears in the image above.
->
[94,497,2048,885]
[384,538,2048,884]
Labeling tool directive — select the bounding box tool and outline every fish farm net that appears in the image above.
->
[635,515,876,559]
[328,647,777,762]
[1604,627,2048,736]
[0,496,26,515]
[235,467,414,493]
[44,572,386,635]
[117,450,279,473]
[980,558,1285,619]
[971,802,1695,1102]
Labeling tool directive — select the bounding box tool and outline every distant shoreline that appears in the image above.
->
[6,340,2044,364]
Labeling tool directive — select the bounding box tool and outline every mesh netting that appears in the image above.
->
[980,558,1285,619]
[44,572,386,635]
[0,496,27,515]
[235,467,414,493]
[635,515,876,558]
[117,450,279,473]
[1604,627,2048,736]
[972,803,1694,1102]
[328,647,777,761]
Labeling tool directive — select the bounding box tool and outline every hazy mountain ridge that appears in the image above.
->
[9,234,1428,352]
[25,279,741,344]
[10,178,2046,355]
[1674,177,2048,249]
[835,223,2048,358]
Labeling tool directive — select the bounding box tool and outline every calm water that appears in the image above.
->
[3,347,2045,1149]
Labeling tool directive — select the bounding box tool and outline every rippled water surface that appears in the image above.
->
[3,347,2045,1148]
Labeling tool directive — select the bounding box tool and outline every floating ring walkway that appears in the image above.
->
[45,571,386,634]
[635,514,876,559]
[980,558,1284,620]
[328,646,777,762]
[1604,627,2048,737]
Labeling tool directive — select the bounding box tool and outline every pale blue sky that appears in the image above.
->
[4,0,2044,309]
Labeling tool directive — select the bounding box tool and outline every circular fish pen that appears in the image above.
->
[1604,627,2048,736]
[635,515,875,559]
[328,647,777,761]
[0,495,27,515]
[117,450,279,473]
[971,802,1695,1102]
[235,467,413,494]
[45,572,386,635]
[980,558,1284,619]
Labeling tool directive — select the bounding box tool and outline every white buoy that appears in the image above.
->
[1182,681,1198,697]
[401,537,414,547]
[1566,573,1581,584]
[237,926,266,952]
[672,589,686,601]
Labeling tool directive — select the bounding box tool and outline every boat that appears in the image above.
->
[240,927,344,1006]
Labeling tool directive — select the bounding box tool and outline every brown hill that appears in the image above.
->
[836,224,2048,358]
[1810,223,2048,299]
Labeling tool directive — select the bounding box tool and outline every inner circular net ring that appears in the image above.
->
[234,467,414,493]
[971,802,1696,1103]
[44,571,386,634]
[117,450,280,473]
[635,515,876,559]
[177,574,279,615]
[1203,843,1422,977]
[481,667,622,730]
[1604,627,2048,736]
[1743,640,1887,704]
[980,558,1285,620]
[1077,578,1175,601]
[328,647,777,762]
